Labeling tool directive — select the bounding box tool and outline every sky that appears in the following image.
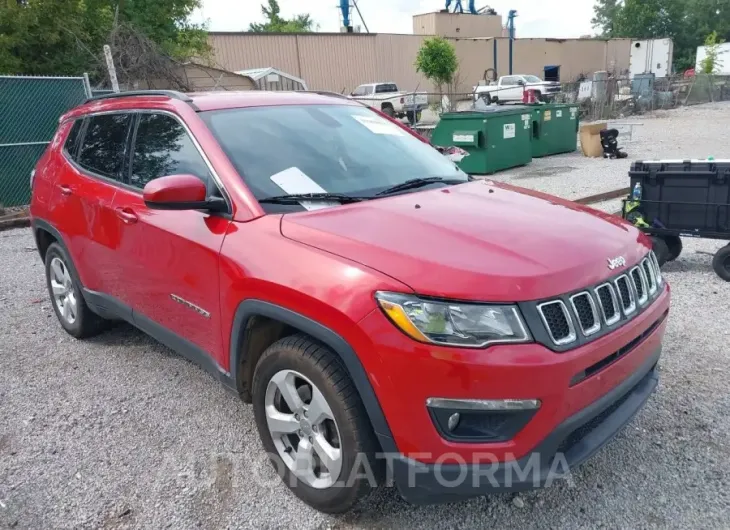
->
[194,0,599,38]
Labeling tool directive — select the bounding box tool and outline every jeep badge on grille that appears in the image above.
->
[607,256,627,270]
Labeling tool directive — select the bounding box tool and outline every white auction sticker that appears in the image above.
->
[503,123,516,139]
[270,167,331,211]
[352,114,405,136]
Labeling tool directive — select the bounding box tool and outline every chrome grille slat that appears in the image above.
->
[595,283,620,325]
[630,266,649,305]
[537,301,576,345]
[614,274,637,315]
[641,258,657,295]
[569,292,601,336]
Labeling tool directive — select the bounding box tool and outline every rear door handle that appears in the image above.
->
[59,184,73,196]
[115,207,138,224]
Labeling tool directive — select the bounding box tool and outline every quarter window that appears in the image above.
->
[64,119,84,159]
[77,114,132,180]
[130,113,210,189]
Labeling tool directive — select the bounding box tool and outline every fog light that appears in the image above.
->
[447,412,460,431]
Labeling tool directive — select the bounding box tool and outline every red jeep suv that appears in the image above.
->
[30,90,670,513]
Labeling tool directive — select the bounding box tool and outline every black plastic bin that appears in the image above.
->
[624,160,730,281]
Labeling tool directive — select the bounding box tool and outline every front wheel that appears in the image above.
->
[712,244,730,281]
[252,335,382,513]
[44,242,108,338]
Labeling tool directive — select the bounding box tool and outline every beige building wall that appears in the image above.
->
[208,32,632,94]
[413,12,503,38]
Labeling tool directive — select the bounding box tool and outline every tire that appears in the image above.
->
[650,237,671,267]
[491,95,499,104]
[44,242,108,338]
[382,105,395,117]
[252,334,382,513]
[664,236,683,261]
[712,244,730,281]
[534,90,543,102]
[406,110,421,125]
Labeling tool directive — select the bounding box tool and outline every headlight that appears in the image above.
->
[375,292,531,348]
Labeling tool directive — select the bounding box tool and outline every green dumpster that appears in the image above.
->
[531,104,579,157]
[431,107,533,174]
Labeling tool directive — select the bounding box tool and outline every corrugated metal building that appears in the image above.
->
[208,11,633,95]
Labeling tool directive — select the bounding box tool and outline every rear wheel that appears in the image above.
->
[650,236,670,267]
[252,335,382,513]
[712,244,730,281]
[664,236,683,261]
[381,105,395,117]
[406,110,422,125]
[44,243,108,338]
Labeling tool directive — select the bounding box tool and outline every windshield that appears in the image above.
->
[523,75,542,83]
[201,104,467,209]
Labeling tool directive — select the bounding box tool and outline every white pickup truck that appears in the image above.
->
[349,82,428,123]
[473,75,561,103]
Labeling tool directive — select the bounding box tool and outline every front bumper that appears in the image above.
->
[391,344,660,503]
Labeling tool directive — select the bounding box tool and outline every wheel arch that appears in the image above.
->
[229,299,398,453]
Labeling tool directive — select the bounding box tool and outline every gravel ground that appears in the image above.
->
[2,103,730,529]
[491,101,730,200]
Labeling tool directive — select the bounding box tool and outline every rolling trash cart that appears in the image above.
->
[622,160,730,280]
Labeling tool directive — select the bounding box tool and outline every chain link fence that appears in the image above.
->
[0,76,90,208]
[553,74,730,121]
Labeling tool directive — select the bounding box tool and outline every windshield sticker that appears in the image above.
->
[270,167,332,211]
[503,123,516,139]
[352,115,405,136]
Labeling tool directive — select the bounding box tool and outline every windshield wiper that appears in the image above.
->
[258,193,370,205]
[375,177,466,196]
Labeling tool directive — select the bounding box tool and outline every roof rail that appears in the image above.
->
[304,90,350,100]
[85,90,193,104]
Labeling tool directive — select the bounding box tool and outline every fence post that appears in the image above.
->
[103,45,120,93]
[82,73,92,99]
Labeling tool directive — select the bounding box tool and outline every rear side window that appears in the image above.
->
[375,84,397,93]
[77,114,132,180]
[64,119,84,159]
[130,113,210,189]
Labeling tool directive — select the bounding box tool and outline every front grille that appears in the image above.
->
[570,293,600,335]
[532,253,662,348]
[595,283,620,325]
[630,267,648,304]
[537,301,575,344]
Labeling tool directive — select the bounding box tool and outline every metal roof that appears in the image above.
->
[234,67,307,88]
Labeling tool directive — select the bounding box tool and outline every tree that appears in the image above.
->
[591,0,621,37]
[592,0,730,71]
[415,36,458,88]
[248,0,315,33]
[700,31,724,73]
[0,0,208,77]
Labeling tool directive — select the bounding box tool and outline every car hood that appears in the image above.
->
[280,181,649,302]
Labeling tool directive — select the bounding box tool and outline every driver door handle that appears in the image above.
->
[59,184,73,196]
[115,207,138,224]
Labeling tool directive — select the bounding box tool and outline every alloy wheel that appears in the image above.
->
[49,257,77,325]
[265,369,342,489]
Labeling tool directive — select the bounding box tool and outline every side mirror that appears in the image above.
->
[143,174,225,212]
[517,79,526,86]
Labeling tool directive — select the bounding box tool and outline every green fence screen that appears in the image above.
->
[0,76,90,207]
